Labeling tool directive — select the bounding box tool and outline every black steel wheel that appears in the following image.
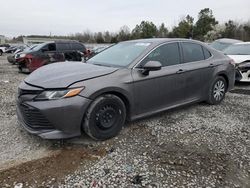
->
[83,94,126,140]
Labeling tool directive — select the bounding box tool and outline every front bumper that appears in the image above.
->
[17,86,92,139]
[236,63,250,82]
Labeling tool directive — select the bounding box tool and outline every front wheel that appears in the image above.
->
[206,76,227,105]
[0,50,3,56]
[83,94,126,140]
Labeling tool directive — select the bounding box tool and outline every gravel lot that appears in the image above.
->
[0,54,250,187]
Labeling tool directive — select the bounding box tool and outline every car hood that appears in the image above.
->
[227,55,250,64]
[24,62,118,89]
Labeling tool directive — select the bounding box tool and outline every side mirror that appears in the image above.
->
[141,61,162,75]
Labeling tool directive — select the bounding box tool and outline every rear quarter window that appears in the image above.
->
[203,47,212,59]
[181,42,205,63]
[56,43,71,51]
[71,43,86,51]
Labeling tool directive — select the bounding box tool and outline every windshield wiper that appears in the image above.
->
[93,63,112,67]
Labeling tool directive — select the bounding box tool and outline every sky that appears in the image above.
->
[0,0,250,37]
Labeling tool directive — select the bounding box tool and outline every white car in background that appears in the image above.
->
[223,42,250,82]
[210,38,243,51]
[0,46,7,56]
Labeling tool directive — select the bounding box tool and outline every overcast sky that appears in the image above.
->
[1,0,250,37]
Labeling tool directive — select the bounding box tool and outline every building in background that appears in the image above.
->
[0,35,5,44]
[23,37,56,45]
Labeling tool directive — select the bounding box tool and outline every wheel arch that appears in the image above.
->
[216,72,229,91]
[87,87,132,121]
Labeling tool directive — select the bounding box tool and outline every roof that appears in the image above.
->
[123,38,203,45]
[232,42,250,45]
[215,38,243,43]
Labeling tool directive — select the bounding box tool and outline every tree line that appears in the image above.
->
[11,8,250,43]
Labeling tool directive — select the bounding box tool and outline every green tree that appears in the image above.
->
[95,32,104,43]
[117,25,131,41]
[243,22,250,40]
[222,20,237,38]
[103,31,111,43]
[131,21,158,39]
[194,8,218,40]
[170,15,194,38]
[157,23,168,38]
[110,34,118,43]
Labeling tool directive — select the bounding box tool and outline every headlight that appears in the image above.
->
[34,87,84,101]
[20,54,26,58]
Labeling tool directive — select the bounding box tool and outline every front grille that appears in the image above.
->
[19,103,54,130]
[18,88,42,97]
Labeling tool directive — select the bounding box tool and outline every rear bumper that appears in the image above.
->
[17,95,92,139]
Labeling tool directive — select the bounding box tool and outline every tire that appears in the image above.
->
[206,76,227,105]
[83,94,126,140]
[0,50,3,56]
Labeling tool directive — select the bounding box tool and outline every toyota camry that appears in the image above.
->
[17,38,235,140]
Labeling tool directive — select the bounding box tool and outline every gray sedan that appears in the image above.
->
[17,38,235,140]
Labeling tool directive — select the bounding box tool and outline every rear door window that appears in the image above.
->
[56,43,71,51]
[181,42,205,63]
[140,42,181,67]
[71,43,86,51]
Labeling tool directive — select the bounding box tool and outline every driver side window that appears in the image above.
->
[140,42,181,67]
[41,43,56,52]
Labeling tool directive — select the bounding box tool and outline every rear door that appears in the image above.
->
[179,42,214,101]
[132,42,187,116]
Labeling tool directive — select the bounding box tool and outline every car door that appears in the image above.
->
[131,42,187,116]
[179,42,214,101]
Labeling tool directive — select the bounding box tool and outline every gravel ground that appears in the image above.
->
[0,54,53,169]
[0,54,250,187]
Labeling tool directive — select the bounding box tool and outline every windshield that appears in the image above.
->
[210,41,231,51]
[223,44,250,55]
[87,42,151,67]
[23,44,37,52]
[31,43,47,51]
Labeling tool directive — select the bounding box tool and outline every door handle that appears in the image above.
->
[209,63,215,67]
[176,69,185,74]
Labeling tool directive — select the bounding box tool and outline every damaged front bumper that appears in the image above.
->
[17,82,92,139]
[235,62,250,82]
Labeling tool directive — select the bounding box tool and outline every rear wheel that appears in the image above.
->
[83,94,126,140]
[0,50,3,56]
[207,76,227,105]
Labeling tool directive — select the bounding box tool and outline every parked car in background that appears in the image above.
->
[14,45,30,54]
[0,44,10,56]
[223,42,250,82]
[17,38,235,140]
[5,46,19,53]
[210,38,243,51]
[87,46,110,59]
[7,45,37,64]
[17,40,86,72]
